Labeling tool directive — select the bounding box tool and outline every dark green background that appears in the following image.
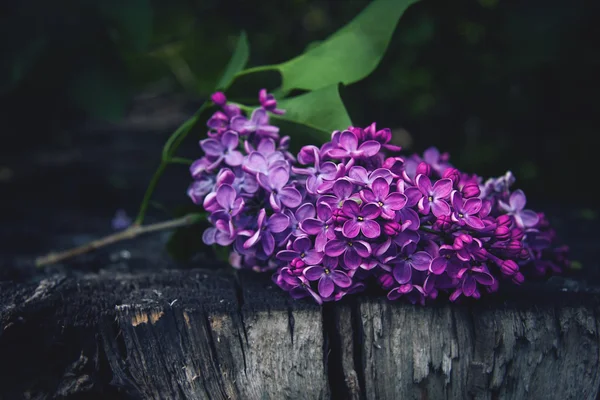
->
[1,0,598,206]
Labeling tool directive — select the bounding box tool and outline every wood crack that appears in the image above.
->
[202,312,230,399]
[351,300,367,400]
[288,305,295,345]
[232,272,248,376]
[322,304,343,399]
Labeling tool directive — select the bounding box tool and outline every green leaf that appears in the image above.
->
[277,0,420,92]
[274,84,352,143]
[215,32,250,90]
[304,40,323,52]
[69,67,129,121]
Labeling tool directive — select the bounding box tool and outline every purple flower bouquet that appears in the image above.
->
[188,90,569,305]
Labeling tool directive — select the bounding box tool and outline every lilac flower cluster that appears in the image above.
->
[188,89,569,305]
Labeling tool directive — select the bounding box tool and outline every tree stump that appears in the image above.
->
[1,265,599,400]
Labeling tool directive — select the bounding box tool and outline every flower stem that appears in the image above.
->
[35,214,203,267]
[135,161,167,225]
[419,226,441,235]
[233,64,280,80]
[136,102,209,226]
[419,226,454,242]
[169,157,194,165]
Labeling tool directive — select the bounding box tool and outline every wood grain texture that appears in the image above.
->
[332,298,600,400]
[1,269,599,400]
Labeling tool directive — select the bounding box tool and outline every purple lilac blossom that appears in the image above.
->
[341,200,382,239]
[188,89,569,305]
[111,209,132,230]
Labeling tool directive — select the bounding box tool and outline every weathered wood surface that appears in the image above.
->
[333,293,600,400]
[1,266,599,400]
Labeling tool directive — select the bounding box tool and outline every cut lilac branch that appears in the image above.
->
[190,89,569,305]
[35,213,205,267]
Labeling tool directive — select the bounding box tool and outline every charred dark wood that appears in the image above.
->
[1,267,599,400]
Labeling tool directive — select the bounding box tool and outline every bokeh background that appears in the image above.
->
[1,0,598,270]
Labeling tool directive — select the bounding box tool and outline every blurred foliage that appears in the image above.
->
[0,0,598,205]
[215,32,250,91]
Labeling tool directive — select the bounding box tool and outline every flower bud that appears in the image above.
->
[259,89,277,109]
[519,249,530,260]
[416,162,431,177]
[216,169,235,185]
[453,233,473,249]
[362,123,376,140]
[500,259,519,276]
[258,89,285,114]
[377,273,396,290]
[222,104,242,118]
[348,126,365,141]
[461,182,481,198]
[494,225,511,240]
[434,215,452,231]
[373,127,392,144]
[211,91,227,106]
[507,240,522,251]
[263,98,277,109]
[383,221,402,236]
[202,193,219,212]
[332,208,350,224]
[442,167,460,186]
[290,258,305,274]
[291,257,305,269]
[512,272,525,284]
[496,214,512,228]
[383,157,396,169]
[383,157,405,176]
[279,136,291,150]
[511,228,525,241]
[297,145,318,165]
[207,111,229,130]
